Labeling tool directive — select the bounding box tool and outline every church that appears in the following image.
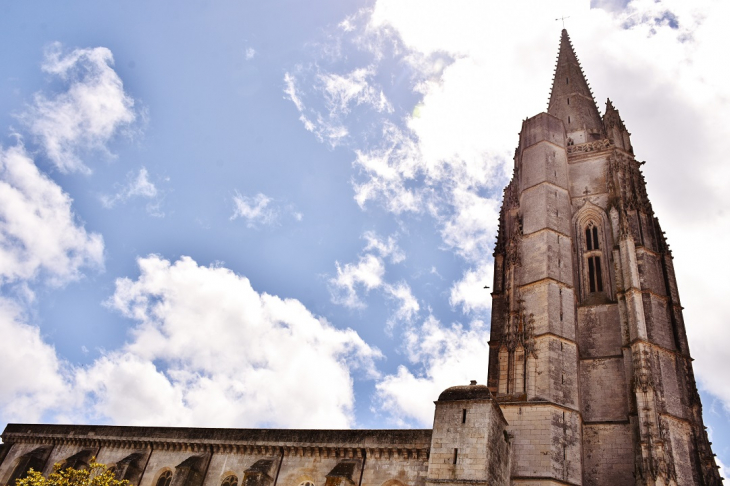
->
[0,30,722,486]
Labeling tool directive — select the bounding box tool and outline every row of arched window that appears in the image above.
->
[155,471,316,486]
[152,470,405,486]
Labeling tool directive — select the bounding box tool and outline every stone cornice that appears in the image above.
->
[566,138,613,158]
[3,431,430,461]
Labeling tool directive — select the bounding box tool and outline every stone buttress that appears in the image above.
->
[487,29,722,486]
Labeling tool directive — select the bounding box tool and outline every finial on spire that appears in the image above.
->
[555,15,570,29]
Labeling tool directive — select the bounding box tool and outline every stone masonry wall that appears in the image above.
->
[581,424,633,485]
[0,426,432,486]
[501,404,581,485]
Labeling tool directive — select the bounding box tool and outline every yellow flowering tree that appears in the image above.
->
[15,460,129,486]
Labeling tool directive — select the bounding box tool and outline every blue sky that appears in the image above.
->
[0,0,728,473]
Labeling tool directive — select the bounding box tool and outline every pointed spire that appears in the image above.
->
[547,30,603,138]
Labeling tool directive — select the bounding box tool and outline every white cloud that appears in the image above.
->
[19,43,137,174]
[101,167,160,213]
[0,144,104,286]
[319,67,393,116]
[449,262,493,315]
[0,296,74,424]
[0,142,104,424]
[329,254,385,309]
[283,72,305,112]
[76,255,380,428]
[328,231,415,323]
[363,230,405,263]
[352,122,423,214]
[230,192,301,228]
[375,316,489,426]
[283,66,392,148]
[245,47,256,60]
[383,282,419,327]
[230,192,278,228]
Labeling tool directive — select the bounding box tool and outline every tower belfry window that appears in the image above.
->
[583,222,604,294]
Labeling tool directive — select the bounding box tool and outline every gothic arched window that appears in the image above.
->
[222,475,238,486]
[583,222,604,293]
[156,470,173,486]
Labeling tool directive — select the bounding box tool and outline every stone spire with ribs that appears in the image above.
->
[547,29,604,141]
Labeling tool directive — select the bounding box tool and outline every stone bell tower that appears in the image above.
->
[487,30,722,485]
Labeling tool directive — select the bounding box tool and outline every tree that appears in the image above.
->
[16,460,129,486]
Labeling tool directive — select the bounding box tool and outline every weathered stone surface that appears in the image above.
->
[582,424,633,486]
[0,425,433,486]
[576,304,622,358]
[579,358,628,422]
[488,28,721,485]
[427,386,510,486]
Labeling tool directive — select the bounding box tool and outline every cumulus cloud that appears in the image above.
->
[76,255,380,428]
[0,144,104,286]
[19,43,137,174]
[101,167,161,214]
[375,316,489,426]
[0,296,74,424]
[0,142,104,424]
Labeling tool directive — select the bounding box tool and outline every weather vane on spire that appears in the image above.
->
[556,15,570,29]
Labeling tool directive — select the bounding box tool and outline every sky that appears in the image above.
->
[0,0,728,473]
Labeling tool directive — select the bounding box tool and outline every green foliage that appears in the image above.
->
[16,460,129,486]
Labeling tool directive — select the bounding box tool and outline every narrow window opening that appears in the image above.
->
[567,97,570,105]
[592,226,599,249]
[585,228,593,251]
[462,409,467,424]
[566,77,569,84]
[453,448,458,465]
[595,257,603,292]
[588,258,596,293]
[561,374,564,384]
[568,115,571,124]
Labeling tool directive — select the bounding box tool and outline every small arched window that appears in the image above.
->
[222,475,238,486]
[584,222,603,293]
[156,471,173,486]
